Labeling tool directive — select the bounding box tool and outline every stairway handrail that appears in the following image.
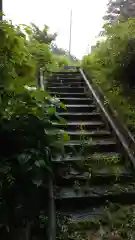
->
[80,68,135,168]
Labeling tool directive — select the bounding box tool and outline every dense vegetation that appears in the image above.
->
[82,0,135,132]
[82,18,135,132]
[0,18,76,239]
[81,1,135,238]
[2,0,135,238]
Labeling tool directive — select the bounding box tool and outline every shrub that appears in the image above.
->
[82,18,135,132]
[0,19,69,239]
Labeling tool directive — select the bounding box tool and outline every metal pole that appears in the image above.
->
[0,0,2,20]
[87,44,90,55]
[69,9,72,55]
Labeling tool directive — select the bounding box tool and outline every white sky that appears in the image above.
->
[3,0,108,59]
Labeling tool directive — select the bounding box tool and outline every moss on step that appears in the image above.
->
[68,204,135,239]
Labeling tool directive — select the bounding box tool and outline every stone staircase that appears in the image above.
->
[47,70,135,234]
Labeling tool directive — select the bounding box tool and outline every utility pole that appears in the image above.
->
[69,9,72,56]
[87,44,90,55]
[0,0,2,20]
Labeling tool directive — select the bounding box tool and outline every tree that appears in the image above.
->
[51,43,78,62]
[29,25,78,73]
[30,23,57,45]
[104,0,135,24]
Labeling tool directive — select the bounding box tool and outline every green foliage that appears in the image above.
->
[69,204,135,239]
[0,87,65,236]
[0,20,36,87]
[81,20,135,238]
[0,19,71,239]
[29,39,53,71]
[101,204,135,238]
[82,18,135,131]
[52,43,79,63]
[29,24,76,73]
[56,214,86,240]
[30,23,57,44]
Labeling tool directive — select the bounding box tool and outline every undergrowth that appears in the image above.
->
[0,18,72,239]
[82,18,135,134]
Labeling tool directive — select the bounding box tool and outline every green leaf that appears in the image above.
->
[0,12,5,17]
[47,106,56,115]
[60,102,66,110]
[63,132,70,142]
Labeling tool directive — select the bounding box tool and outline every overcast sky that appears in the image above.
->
[3,0,108,59]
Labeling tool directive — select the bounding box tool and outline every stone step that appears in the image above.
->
[57,104,97,113]
[48,87,85,93]
[53,71,80,75]
[56,168,133,186]
[49,71,135,218]
[62,139,117,153]
[49,129,111,141]
[58,97,93,105]
[47,81,85,87]
[58,112,101,121]
[59,204,134,224]
[52,74,81,79]
[65,130,111,140]
[55,184,135,210]
[54,161,127,175]
[49,92,87,98]
[58,206,106,222]
[53,152,122,163]
[52,120,105,131]
[55,183,135,205]
[53,153,129,183]
[51,77,83,83]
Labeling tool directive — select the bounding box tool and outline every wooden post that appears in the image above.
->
[48,176,56,240]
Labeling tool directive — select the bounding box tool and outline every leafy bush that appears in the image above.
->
[56,213,86,240]
[82,18,135,131]
[0,21,36,87]
[0,88,65,237]
[0,19,70,239]
[28,23,76,74]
